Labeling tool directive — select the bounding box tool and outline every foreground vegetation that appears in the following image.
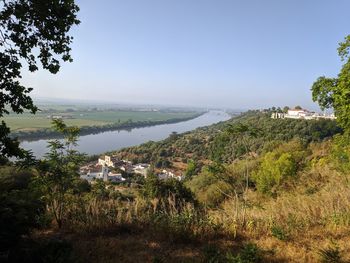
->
[2,109,350,262]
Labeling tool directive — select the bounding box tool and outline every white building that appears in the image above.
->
[286,109,313,119]
[98,155,120,168]
[133,163,150,177]
[271,112,285,119]
[271,108,336,120]
[80,165,125,183]
[157,169,183,181]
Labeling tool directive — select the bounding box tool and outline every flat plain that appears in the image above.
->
[4,105,200,132]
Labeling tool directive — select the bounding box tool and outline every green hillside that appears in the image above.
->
[3,110,350,262]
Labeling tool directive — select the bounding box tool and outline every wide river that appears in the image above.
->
[21,111,231,158]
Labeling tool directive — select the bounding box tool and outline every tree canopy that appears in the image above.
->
[312,35,350,132]
[0,0,80,163]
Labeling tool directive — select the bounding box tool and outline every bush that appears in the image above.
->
[203,245,225,263]
[253,140,306,194]
[230,243,263,263]
[271,225,289,241]
[318,243,343,263]
[203,243,263,263]
[330,134,350,173]
[142,175,195,206]
[0,166,44,254]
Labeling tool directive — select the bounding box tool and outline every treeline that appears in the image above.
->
[11,113,203,141]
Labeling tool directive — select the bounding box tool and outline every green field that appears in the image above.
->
[4,110,199,132]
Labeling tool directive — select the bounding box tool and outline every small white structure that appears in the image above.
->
[80,165,108,182]
[120,164,134,173]
[98,155,120,168]
[271,112,285,119]
[133,163,150,177]
[286,109,312,119]
[80,165,125,183]
[107,173,125,183]
[157,169,183,181]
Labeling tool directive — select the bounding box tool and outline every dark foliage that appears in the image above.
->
[142,174,195,204]
[0,167,44,255]
[0,0,80,162]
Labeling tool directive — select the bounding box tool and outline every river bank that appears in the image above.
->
[21,111,231,158]
[13,112,204,141]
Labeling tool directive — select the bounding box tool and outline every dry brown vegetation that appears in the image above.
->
[4,113,349,262]
[33,151,350,262]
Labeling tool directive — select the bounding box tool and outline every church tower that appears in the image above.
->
[102,165,109,182]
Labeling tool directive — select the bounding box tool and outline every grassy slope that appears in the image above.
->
[114,110,341,168]
[106,111,349,262]
[20,111,349,262]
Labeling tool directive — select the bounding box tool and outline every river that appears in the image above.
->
[21,111,231,158]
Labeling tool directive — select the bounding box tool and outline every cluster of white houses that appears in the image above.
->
[271,108,336,120]
[80,165,125,183]
[80,155,183,183]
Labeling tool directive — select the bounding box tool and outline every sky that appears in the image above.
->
[24,0,350,110]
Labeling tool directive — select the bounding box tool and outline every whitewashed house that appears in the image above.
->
[285,109,311,119]
[98,155,120,168]
[133,163,150,177]
[80,165,125,183]
[157,169,183,181]
[80,165,109,182]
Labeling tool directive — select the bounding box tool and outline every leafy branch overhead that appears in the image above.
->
[312,35,350,132]
[0,0,80,162]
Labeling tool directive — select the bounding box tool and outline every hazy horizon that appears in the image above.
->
[31,96,324,113]
[23,0,350,110]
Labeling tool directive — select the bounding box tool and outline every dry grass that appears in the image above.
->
[206,161,350,262]
[29,140,350,262]
[53,161,350,262]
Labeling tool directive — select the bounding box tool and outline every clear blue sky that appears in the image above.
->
[25,0,350,110]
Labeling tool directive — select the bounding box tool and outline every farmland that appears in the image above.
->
[4,105,203,138]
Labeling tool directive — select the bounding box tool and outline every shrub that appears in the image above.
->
[229,243,263,263]
[271,225,289,241]
[0,167,44,254]
[204,243,263,263]
[253,140,306,194]
[330,134,350,173]
[203,245,225,263]
[142,175,195,206]
[318,243,343,263]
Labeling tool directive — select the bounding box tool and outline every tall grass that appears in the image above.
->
[64,194,222,244]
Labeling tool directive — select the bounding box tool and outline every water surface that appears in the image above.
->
[21,111,231,158]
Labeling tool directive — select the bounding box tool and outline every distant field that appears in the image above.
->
[4,110,199,132]
[74,111,197,122]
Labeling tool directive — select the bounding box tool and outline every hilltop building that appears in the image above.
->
[271,108,336,120]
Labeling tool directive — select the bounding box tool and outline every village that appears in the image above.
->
[79,155,184,183]
[271,107,336,120]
